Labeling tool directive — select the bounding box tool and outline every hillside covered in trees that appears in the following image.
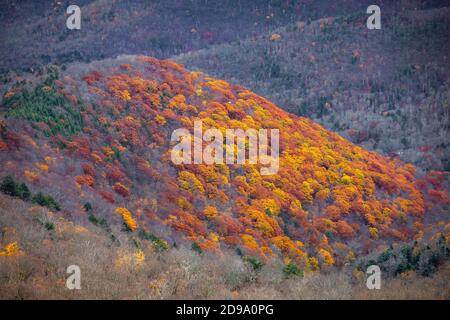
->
[1,193,448,299]
[0,1,449,300]
[176,6,450,172]
[0,56,448,276]
[1,0,447,73]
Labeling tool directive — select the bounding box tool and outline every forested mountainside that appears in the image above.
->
[175,7,450,171]
[0,0,449,301]
[1,193,448,299]
[2,0,447,73]
[0,56,448,271]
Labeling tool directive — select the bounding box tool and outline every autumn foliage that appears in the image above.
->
[0,55,448,268]
[116,207,137,232]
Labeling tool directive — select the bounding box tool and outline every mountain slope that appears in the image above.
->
[3,0,447,74]
[0,56,448,269]
[175,7,450,171]
[0,0,301,73]
[1,193,449,299]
